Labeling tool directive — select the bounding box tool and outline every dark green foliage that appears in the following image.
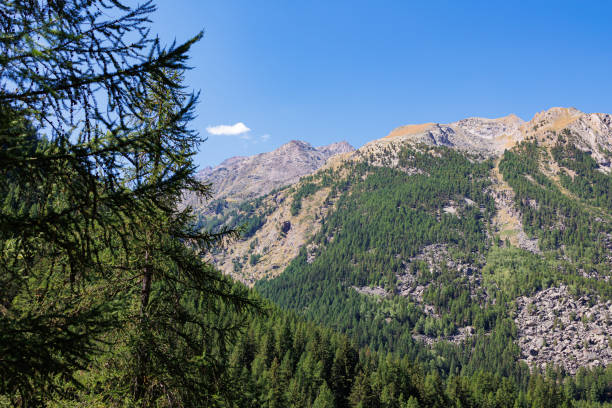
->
[0,1,257,406]
[215,300,612,407]
[250,253,261,265]
[258,148,497,353]
[291,182,321,216]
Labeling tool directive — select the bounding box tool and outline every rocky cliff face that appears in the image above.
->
[339,107,612,165]
[377,114,525,156]
[192,140,354,205]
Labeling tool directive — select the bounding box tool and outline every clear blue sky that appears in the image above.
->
[152,1,612,168]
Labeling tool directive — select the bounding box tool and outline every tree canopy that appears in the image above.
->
[0,1,255,405]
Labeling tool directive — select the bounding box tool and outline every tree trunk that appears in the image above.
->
[135,247,152,405]
[141,248,152,314]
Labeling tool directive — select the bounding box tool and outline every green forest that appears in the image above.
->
[0,1,610,407]
[256,146,612,405]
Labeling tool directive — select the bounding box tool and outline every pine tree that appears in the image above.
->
[349,372,378,408]
[0,1,256,405]
[402,396,420,408]
[330,339,359,407]
[313,383,336,408]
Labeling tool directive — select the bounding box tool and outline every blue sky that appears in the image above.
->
[152,1,612,168]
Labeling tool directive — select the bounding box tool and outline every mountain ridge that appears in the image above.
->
[198,106,612,375]
[187,140,354,208]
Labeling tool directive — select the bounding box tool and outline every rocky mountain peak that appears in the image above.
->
[317,141,355,156]
[189,139,355,205]
[278,140,317,152]
[522,107,612,169]
[452,114,524,140]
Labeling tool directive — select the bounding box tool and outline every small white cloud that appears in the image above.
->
[240,133,252,140]
[206,122,250,136]
[261,134,270,142]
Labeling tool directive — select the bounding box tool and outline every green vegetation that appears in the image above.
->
[482,246,611,301]
[2,1,611,407]
[0,2,255,406]
[257,144,612,406]
[257,148,508,363]
[215,304,612,408]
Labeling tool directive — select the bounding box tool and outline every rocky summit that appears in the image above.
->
[191,140,354,206]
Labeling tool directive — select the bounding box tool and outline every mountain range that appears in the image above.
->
[194,107,612,376]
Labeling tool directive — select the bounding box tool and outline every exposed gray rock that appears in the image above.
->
[187,140,354,206]
[514,285,612,374]
[377,114,524,158]
[351,285,389,298]
[413,325,478,346]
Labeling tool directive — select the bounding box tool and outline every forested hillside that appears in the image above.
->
[212,306,612,408]
[186,109,612,406]
[43,288,612,407]
[247,113,612,405]
[2,1,611,407]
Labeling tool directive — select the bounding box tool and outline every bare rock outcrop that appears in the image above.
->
[351,286,389,298]
[379,114,524,157]
[413,326,477,346]
[189,140,354,206]
[514,285,612,374]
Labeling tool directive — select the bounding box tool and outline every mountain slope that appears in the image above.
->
[201,107,612,376]
[192,140,354,205]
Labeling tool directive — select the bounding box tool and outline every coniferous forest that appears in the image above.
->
[1,2,611,407]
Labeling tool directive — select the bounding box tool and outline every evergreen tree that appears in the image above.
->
[0,1,256,405]
[313,383,336,408]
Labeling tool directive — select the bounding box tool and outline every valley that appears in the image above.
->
[197,107,612,377]
[6,2,612,405]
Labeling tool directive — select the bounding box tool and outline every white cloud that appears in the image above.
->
[261,134,270,142]
[240,133,252,140]
[206,122,250,136]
